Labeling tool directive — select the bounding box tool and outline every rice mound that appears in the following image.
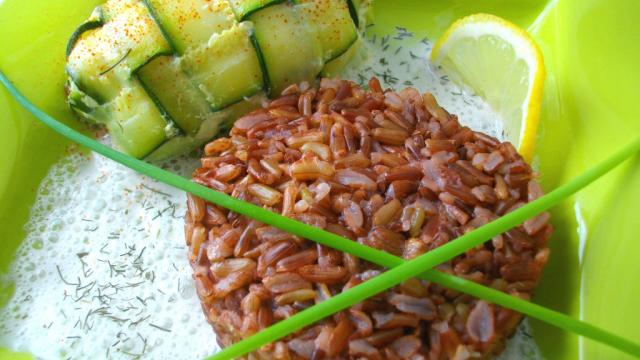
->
[185,77,553,359]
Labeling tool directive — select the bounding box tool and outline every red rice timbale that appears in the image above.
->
[185,77,553,360]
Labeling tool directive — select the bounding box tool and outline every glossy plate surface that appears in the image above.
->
[1,0,639,359]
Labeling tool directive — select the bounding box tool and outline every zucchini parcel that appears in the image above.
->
[66,0,367,159]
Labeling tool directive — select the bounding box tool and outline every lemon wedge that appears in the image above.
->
[431,13,545,161]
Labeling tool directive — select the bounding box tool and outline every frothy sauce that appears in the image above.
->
[0,27,541,360]
[0,152,216,359]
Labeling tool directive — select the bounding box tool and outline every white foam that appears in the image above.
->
[0,151,217,359]
[0,28,540,360]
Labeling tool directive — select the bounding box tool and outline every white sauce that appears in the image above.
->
[0,27,541,360]
[0,152,216,359]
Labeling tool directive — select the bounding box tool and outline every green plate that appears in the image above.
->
[1,0,639,359]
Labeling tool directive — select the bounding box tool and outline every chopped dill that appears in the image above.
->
[357,73,367,87]
[140,183,171,198]
[77,252,92,278]
[131,315,150,327]
[152,210,163,220]
[394,26,414,40]
[133,246,146,264]
[149,323,171,333]
[120,243,136,257]
[99,243,109,254]
[116,303,138,313]
[76,280,96,292]
[126,281,146,288]
[135,296,149,306]
[381,35,390,47]
[381,70,399,86]
[56,265,80,287]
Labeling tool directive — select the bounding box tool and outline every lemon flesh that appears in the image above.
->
[431,14,545,161]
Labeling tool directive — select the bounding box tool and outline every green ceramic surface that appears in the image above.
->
[1,0,639,359]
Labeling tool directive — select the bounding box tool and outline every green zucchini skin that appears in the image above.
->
[138,56,213,136]
[228,0,285,21]
[66,0,369,159]
[66,78,105,125]
[181,22,265,111]
[249,2,324,96]
[145,92,266,161]
[249,33,271,99]
[66,0,179,157]
[105,82,179,159]
[347,0,359,28]
[136,72,183,136]
[66,1,173,103]
[142,0,237,55]
[297,0,358,62]
[141,0,178,54]
[66,7,105,58]
[320,36,363,78]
